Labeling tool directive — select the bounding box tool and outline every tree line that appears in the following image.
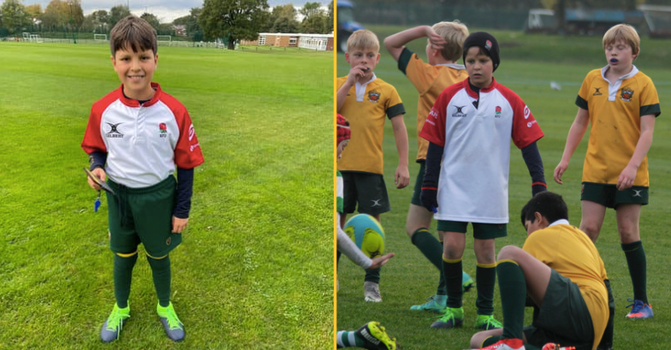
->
[0,0,333,48]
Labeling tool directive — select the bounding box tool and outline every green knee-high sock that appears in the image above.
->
[147,255,171,307]
[336,330,365,348]
[622,240,648,304]
[476,263,496,315]
[364,267,380,284]
[411,229,446,295]
[443,257,463,308]
[497,260,526,340]
[114,252,138,308]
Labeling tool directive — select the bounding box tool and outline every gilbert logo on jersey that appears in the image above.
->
[105,122,124,138]
[452,105,467,118]
[368,91,380,103]
[621,87,634,102]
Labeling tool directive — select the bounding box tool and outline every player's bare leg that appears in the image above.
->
[616,203,652,318]
[406,203,433,237]
[579,200,607,242]
[615,203,641,244]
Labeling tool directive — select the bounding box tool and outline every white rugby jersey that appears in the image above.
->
[419,78,543,223]
[82,83,204,188]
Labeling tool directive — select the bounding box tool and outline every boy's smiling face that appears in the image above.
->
[112,46,158,100]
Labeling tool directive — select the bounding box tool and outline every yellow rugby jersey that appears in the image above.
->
[337,75,405,175]
[399,49,468,161]
[523,223,609,350]
[577,67,661,186]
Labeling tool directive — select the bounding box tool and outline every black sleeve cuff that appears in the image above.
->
[173,167,194,219]
[89,151,107,171]
[575,95,588,110]
[641,103,661,117]
[387,103,406,119]
[398,48,413,75]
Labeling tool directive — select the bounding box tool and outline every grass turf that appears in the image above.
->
[0,42,333,349]
[336,26,671,350]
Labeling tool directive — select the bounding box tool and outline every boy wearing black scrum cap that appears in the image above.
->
[418,32,547,331]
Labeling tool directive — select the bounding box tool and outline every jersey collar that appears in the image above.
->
[117,82,162,107]
[600,64,639,83]
[354,73,377,102]
[464,76,497,98]
[437,63,466,70]
[549,219,570,227]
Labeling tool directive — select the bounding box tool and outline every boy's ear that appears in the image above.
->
[534,211,548,228]
[344,52,350,63]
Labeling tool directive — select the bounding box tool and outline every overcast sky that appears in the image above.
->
[27,0,327,23]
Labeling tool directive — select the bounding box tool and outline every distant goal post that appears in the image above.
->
[157,35,172,46]
[94,34,108,41]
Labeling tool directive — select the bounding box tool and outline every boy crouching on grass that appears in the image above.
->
[81,15,204,342]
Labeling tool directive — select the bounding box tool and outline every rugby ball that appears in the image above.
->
[344,214,385,258]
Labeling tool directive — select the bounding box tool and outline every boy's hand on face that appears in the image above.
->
[172,216,188,234]
[347,64,369,84]
[395,165,410,189]
[87,167,107,191]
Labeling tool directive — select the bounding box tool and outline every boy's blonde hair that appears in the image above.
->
[347,29,380,52]
[602,24,640,57]
[432,20,469,61]
[110,15,158,56]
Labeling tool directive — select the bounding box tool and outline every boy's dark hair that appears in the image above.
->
[110,15,157,56]
[520,191,568,227]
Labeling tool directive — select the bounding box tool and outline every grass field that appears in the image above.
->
[0,42,333,349]
[337,26,671,350]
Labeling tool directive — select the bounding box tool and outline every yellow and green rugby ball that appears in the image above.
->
[344,214,385,258]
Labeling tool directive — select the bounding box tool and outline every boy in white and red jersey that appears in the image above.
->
[419,32,546,330]
[81,15,204,343]
[554,24,660,320]
[384,21,476,316]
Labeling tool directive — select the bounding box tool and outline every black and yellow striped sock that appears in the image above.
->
[113,251,137,309]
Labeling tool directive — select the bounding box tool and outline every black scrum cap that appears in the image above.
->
[462,32,500,72]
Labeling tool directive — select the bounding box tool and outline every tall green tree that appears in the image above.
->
[140,12,160,31]
[174,7,203,41]
[325,0,333,33]
[40,0,67,30]
[1,0,30,34]
[299,2,326,33]
[268,4,298,33]
[65,0,83,31]
[108,4,130,30]
[200,0,269,50]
